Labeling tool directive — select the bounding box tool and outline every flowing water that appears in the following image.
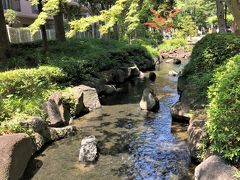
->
[23,60,192,180]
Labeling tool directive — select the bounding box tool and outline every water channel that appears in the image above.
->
[23,60,193,180]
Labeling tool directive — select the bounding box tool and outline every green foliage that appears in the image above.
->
[176,15,197,37]
[234,171,240,180]
[2,38,153,124]
[177,0,216,27]
[4,9,19,26]
[1,38,153,134]
[206,15,234,25]
[0,121,33,135]
[183,33,240,101]
[131,37,159,57]
[67,0,128,37]
[206,54,240,164]
[125,0,141,36]
[158,36,188,52]
[184,33,240,74]
[0,66,65,121]
[29,0,68,34]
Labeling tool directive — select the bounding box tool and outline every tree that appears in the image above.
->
[67,0,128,37]
[124,0,141,42]
[0,0,10,69]
[176,15,197,37]
[226,0,240,35]
[216,0,226,32]
[54,3,66,41]
[144,9,181,32]
[177,0,216,28]
[37,0,48,53]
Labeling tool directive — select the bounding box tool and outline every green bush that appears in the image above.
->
[182,33,240,102]
[0,66,65,121]
[0,38,154,134]
[184,33,240,75]
[131,37,159,58]
[10,38,154,83]
[206,54,240,163]
[158,37,188,52]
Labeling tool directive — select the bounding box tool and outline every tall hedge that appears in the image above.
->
[206,54,240,163]
[182,33,240,102]
[184,33,240,75]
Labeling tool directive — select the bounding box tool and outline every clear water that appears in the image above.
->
[23,61,192,180]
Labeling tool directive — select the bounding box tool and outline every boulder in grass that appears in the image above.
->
[43,99,64,127]
[72,85,101,112]
[48,92,71,125]
[0,133,32,180]
[140,88,159,112]
[79,136,98,163]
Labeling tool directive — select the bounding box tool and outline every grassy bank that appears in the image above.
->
[0,38,157,134]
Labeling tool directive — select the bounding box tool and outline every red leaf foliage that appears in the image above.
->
[145,8,181,31]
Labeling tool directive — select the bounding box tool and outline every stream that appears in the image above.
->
[23,60,193,180]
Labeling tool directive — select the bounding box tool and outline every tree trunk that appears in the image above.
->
[54,4,66,41]
[0,0,10,70]
[216,0,226,32]
[226,0,240,35]
[38,0,48,53]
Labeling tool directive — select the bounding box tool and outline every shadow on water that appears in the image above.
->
[22,60,193,180]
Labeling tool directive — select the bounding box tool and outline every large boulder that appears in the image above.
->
[72,85,101,112]
[128,65,140,78]
[32,124,77,152]
[161,53,170,59]
[113,69,128,83]
[140,88,159,112]
[71,89,86,118]
[43,99,64,127]
[102,85,117,95]
[169,70,178,77]
[0,133,33,180]
[79,136,98,163]
[139,59,155,71]
[195,155,238,180]
[48,93,71,125]
[188,119,207,159]
[173,59,182,65]
[170,101,191,123]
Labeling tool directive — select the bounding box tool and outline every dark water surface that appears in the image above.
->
[24,61,192,180]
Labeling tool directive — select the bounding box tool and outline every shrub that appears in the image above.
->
[1,39,154,124]
[159,37,188,52]
[176,15,197,38]
[131,37,159,58]
[206,55,240,163]
[184,33,240,75]
[182,33,240,102]
[0,66,65,121]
